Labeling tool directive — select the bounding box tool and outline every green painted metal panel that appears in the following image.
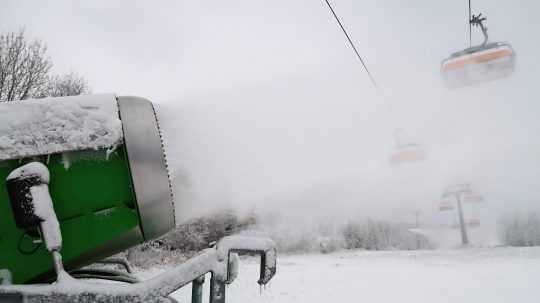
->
[0,145,143,284]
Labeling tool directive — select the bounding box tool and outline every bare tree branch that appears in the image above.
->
[37,72,90,98]
[0,30,90,102]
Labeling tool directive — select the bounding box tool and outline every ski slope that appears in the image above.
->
[140,246,540,303]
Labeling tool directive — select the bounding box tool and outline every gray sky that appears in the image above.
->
[3,1,540,224]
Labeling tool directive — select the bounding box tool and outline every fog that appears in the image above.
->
[3,0,540,227]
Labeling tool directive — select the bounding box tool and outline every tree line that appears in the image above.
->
[124,209,433,268]
[498,211,540,247]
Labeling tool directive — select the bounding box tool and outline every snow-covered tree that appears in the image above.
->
[0,30,89,102]
[499,211,540,247]
[37,72,90,98]
[0,31,51,101]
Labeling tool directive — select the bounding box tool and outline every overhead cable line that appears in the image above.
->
[323,0,378,87]
[469,0,472,46]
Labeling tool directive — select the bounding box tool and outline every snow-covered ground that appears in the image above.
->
[140,247,540,303]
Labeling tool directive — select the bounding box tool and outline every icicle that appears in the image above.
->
[61,153,70,170]
[105,142,119,161]
[0,269,12,285]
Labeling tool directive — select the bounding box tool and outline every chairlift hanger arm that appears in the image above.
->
[470,13,489,46]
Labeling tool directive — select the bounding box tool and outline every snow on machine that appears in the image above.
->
[0,95,277,302]
[441,13,516,88]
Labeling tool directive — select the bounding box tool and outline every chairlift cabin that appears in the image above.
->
[389,129,426,166]
[390,143,426,165]
[441,14,515,88]
[443,183,483,203]
[439,200,455,211]
[462,192,484,203]
[443,183,473,197]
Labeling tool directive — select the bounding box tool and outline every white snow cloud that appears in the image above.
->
[3,0,540,226]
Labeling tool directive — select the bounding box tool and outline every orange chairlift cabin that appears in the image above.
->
[439,200,455,211]
[462,191,484,203]
[389,128,426,165]
[441,13,515,88]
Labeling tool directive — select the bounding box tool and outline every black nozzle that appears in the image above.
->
[5,172,46,230]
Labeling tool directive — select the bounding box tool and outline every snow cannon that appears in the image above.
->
[0,94,278,303]
[0,94,175,284]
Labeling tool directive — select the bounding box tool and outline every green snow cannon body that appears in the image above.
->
[0,94,175,284]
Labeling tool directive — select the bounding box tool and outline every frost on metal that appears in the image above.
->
[6,162,50,183]
[0,270,11,286]
[6,162,61,252]
[0,236,278,303]
[0,94,123,161]
[30,185,62,251]
[216,236,277,284]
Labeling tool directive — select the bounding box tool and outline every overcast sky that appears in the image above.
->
[3,1,540,226]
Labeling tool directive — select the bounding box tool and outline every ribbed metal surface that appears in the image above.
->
[117,96,175,240]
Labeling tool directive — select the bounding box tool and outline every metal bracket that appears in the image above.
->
[470,13,489,46]
[0,236,277,303]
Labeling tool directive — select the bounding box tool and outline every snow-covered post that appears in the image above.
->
[215,236,277,285]
[191,275,205,303]
[210,275,226,303]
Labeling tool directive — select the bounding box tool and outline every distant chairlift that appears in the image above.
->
[452,218,481,229]
[440,183,484,240]
[439,200,455,211]
[467,218,481,227]
[441,14,516,88]
[462,192,484,203]
[389,129,426,166]
[445,183,484,203]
